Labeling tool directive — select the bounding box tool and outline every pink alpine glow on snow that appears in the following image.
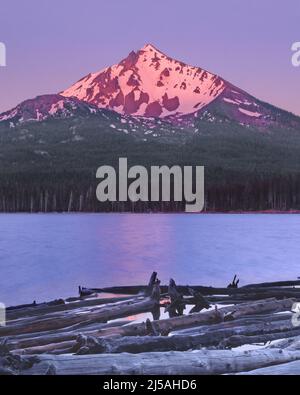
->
[61,44,226,118]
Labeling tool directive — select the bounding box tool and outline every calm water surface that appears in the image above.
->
[0,213,300,306]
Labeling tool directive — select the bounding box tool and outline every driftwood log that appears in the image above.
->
[62,318,300,355]
[221,329,300,348]
[94,298,295,338]
[5,320,129,352]
[165,279,185,317]
[172,312,293,334]
[237,360,300,375]
[227,275,240,289]
[84,284,300,300]
[9,313,295,355]
[188,288,210,314]
[0,291,160,338]
[5,298,294,356]
[6,296,135,321]
[17,348,300,375]
[1,273,300,375]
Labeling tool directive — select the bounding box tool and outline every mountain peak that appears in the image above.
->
[61,44,226,118]
[140,43,163,53]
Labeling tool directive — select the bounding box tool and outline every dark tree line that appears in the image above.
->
[1,172,300,212]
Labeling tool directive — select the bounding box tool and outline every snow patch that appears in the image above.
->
[223,98,240,105]
[239,108,261,118]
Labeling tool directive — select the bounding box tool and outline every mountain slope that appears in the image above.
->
[60,44,300,130]
[194,83,300,130]
[1,112,300,212]
[0,94,100,126]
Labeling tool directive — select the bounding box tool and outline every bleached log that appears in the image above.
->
[6,296,145,329]
[10,302,292,355]
[5,318,128,347]
[6,273,159,322]
[268,335,300,351]
[223,300,292,321]
[96,298,295,338]
[0,294,160,337]
[171,312,292,335]
[9,313,293,355]
[20,348,300,375]
[221,329,300,348]
[64,318,297,355]
[6,296,133,321]
[12,340,76,355]
[236,360,300,375]
[5,319,128,352]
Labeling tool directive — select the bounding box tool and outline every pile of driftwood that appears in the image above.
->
[1,272,300,375]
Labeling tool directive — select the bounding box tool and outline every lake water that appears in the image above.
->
[0,213,300,306]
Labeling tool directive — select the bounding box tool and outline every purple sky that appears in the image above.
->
[0,0,299,115]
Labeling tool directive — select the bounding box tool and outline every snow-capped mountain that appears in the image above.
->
[1,44,299,131]
[61,44,226,118]
[60,44,299,128]
[0,94,99,125]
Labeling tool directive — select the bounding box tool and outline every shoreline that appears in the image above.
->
[1,274,300,375]
[0,210,299,215]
